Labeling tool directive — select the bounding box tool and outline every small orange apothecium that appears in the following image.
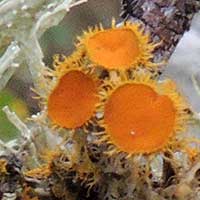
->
[48,70,99,129]
[78,20,158,70]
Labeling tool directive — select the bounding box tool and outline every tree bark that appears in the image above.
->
[121,0,200,61]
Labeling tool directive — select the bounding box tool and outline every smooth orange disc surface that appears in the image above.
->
[86,28,140,69]
[48,70,98,128]
[104,83,176,153]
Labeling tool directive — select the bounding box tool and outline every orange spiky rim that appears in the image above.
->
[24,149,61,179]
[46,58,100,129]
[52,48,86,79]
[95,71,190,156]
[77,19,159,70]
[21,186,39,200]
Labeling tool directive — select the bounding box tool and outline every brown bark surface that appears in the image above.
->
[121,0,200,61]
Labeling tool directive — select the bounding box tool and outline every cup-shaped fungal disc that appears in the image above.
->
[48,70,99,129]
[78,20,158,70]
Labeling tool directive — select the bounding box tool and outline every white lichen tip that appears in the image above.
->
[0,139,16,154]
[0,41,20,79]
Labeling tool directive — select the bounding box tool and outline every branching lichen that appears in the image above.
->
[1,1,200,200]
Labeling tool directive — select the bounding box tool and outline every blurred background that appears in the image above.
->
[0,0,200,141]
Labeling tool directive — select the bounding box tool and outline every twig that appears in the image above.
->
[0,139,16,154]
[180,162,200,184]
[191,74,200,97]
[0,41,20,79]
[0,0,19,14]
[2,106,31,140]
[0,67,16,91]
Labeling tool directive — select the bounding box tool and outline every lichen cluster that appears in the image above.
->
[19,20,200,199]
[45,20,191,156]
[1,1,200,199]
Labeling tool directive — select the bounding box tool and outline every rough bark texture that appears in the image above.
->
[121,0,200,61]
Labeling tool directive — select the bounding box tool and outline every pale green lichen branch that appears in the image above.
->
[0,139,17,154]
[183,162,200,184]
[0,0,87,93]
[191,74,200,97]
[32,0,88,37]
[0,0,23,14]
[2,106,31,140]
[27,0,88,92]
[0,42,20,90]
[1,193,16,200]
[2,106,41,165]
[191,74,200,122]
[0,41,20,78]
